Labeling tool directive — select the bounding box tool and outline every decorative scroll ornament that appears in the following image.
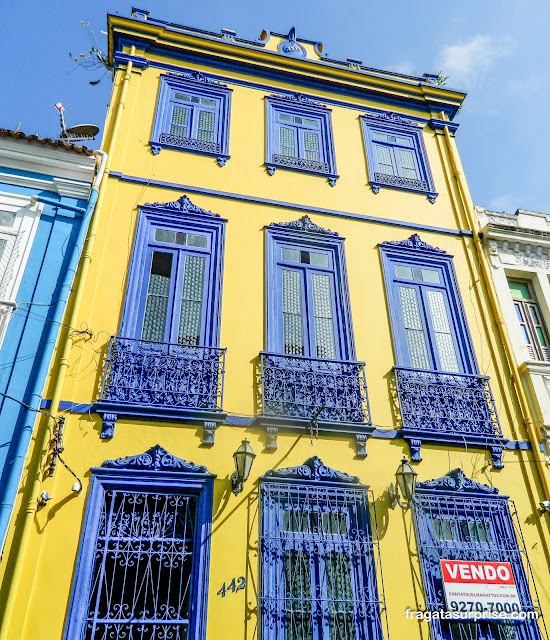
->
[171,70,225,86]
[270,91,325,109]
[416,468,499,494]
[277,27,307,58]
[268,214,339,236]
[145,194,219,217]
[381,233,447,254]
[102,444,208,473]
[365,111,415,127]
[266,456,360,484]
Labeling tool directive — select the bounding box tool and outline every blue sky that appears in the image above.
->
[1,1,548,213]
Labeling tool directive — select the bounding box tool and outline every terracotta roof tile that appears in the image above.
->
[0,129,95,156]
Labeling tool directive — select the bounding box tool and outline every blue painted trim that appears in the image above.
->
[108,171,475,238]
[0,184,100,552]
[379,235,479,373]
[64,459,214,640]
[264,222,355,360]
[360,112,438,202]
[119,197,226,348]
[150,72,232,165]
[39,399,94,413]
[429,118,460,133]
[113,51,149,70]
[109,31,464,119]
[33,195,87,215]
[264,94,338,184]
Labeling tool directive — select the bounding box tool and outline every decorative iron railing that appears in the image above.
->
[271,154,330,174]
[100,336,225,411]
[159,132,221,154]
[260,352,370,424]
[394,366,502,437]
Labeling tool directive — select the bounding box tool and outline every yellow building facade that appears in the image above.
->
[1,8,550,640]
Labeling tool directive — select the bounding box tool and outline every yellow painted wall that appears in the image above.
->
[1,15,550,640]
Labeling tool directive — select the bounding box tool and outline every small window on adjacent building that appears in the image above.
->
[508,279,550,362]
[360,112,437,203]
[265,94,338,185]
[150,73,232,165]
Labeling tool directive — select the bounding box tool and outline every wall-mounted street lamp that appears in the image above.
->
[231,439,256,495]
[389,457,417,509]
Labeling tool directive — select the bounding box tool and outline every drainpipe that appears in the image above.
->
[442,124,550,510]
[0,150,107,555]
[0,48,133,640]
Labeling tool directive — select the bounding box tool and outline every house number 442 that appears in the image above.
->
[217,576,246,597]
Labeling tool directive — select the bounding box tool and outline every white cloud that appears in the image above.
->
[436,35,513,88]
[389,60,416,76]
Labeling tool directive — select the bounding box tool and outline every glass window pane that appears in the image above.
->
[197,110,215,142]
[0,212,15,227]
[398,286,431,369]
[170,106,189,138]
[191,96,200,103]
[397,136,411,146]
[508,280,531,300]
[279,113,293,123]
[421,269,440,283]
[281,248,300,263]
[0,238,6,264]
[536,326,547,347]
[176,232,187,245]
[303,132,320,162]
[312,273,336,359]
[309,252,329,267]
[294,116,303,125]
[282,269,304,356]
[399,148,418,180]
[186,233,207,248]
[284,550,313,640]
[155,229,176,244]
[303,118,318,128]
[178,255,206,345]
[373,132,387,141]
[433,518,458,541]
[375,144,394,175]
[200,97,216,107]
[174,92,192,102]
[141,252,173,342]
[280,126,296,157]
[395,264,413,279]
[426,289,460,372]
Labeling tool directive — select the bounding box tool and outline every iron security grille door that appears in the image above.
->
[64,447,214,640]
[413,470,544,640]
[83,488,197,639]
[260,463,386,640]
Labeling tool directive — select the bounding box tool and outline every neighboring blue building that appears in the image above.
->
[0,129,102,549]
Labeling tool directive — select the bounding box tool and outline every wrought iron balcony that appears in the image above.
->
[394,366,504,465]
[260,352,370,426]
[97,336,226,439]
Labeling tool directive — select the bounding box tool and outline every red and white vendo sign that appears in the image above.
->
[441,560,522,619]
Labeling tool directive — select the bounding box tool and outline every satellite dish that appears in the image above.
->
[55,103,99,142]
[63,124,100,139]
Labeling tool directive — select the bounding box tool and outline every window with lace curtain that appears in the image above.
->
[360,112,437,203]
[265,94,338,185]
[150,72,232,166]
[259,460,386,640]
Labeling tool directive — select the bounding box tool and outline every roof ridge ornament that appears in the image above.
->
[380,233,447,254]
[268,214,339,235]
[278,27,307,59]
[266,456,360,483]
[102,444,209,473]
[144,194,220,217]
[416,468,499,494]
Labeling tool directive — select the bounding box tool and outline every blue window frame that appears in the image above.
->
[413,469,544,640]
[265,94,339,186]
[380,235,476,374]
[150,72,232,166]
[64,446,214,640]
[360,111,437,203]
[260,457,386,640]
[265,216,355,360]
[120,195,226,348]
